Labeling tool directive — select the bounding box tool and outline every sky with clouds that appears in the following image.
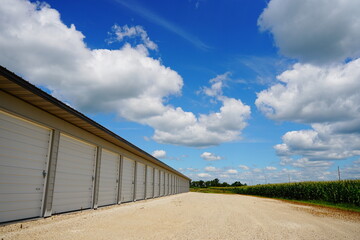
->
[1,0,360,184]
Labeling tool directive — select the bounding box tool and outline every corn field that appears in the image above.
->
[218,180,360,206]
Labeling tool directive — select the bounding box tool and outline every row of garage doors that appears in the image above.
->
[0,110,189,223]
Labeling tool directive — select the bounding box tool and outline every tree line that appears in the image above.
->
[190,178,247,188]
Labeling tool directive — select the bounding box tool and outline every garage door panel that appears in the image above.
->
[98,149,119,207]
[0,208,42,223]
[121,157,135,202]
[0,183,44,194]
[160,171,164,196]
[0,118,50,142]
[52,134,96,214]
[59,136,94,150]
[146,166,153,198]
[165,174,169,195]
[54,192,92,200]
[0,111,51,223]
[135,163,145,200]
[154,169,159,197]
[52,197,92,212]
[0,198,42,211]
[0,173,44,187]
[0,150,47,169]
[0,164,46,177]
[56,148,95,162]
[0,134,50,152]
[0,193,42,202]
[0,113,48,133]
[55,165,95,175]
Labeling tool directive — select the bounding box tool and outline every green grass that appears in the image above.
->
[190,180,360,212]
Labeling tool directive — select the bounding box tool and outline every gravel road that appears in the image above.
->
[1,192,359,240]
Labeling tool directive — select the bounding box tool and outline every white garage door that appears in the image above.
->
[160,171,164,196]
[176,178,179,194]
[0,111,51,223]
[165,173,169,195]
[98,149,120,207]
[169,175,172,195]
[135,162,146,200]
[121,157,135,202]
[52,134,97,214]
[154,169,159,197]
[145,166,153,199]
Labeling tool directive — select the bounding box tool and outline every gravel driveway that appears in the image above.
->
[1,192,359,240]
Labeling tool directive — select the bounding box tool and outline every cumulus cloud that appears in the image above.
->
[256,61,360,124]
[151,150,167,159]
[201,72,230,98]
[275,127,360,162]
[258,0,360,64]
[227,169,238,174]
[256,61,360,163]
[108,24,158,50]
[204,166,219,172]
[239,165,250,170]
[200,152,222,161]
[0,0,251,148]
[197,173,211,178]
[265,166,277,171]
[257,0,360,174]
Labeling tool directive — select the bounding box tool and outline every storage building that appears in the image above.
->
[0,66,190,223]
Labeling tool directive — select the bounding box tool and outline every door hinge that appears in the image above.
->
[42,170,47,178]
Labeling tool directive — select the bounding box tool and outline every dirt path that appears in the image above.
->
[1,192,359,240]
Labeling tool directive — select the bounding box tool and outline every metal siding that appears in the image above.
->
[0,111,51,222]
[120,157,135,202]
[52,134,96,214]
[146,166,153,198]
[154,169,159,197]
[98,149,119,207]
[135,162,146,200]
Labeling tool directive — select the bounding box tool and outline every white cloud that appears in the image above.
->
[151,150,167,159]
[256,60,360,163]
[256,61,360,124]
[0,0,251,148]
[204,166,219,172]
[258,0,360,64]
[186,168,199,172]
[292,158,333,168]
[108,24,158,50]
[200,152,222,161]
[197,173,211,178]
[275,128,360,162]
[201,72,230,98]
[239,165,249,170]
[265,166,277,171]
[227,169,238,174]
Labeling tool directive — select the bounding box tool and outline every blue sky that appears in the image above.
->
[1,0,360,184]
